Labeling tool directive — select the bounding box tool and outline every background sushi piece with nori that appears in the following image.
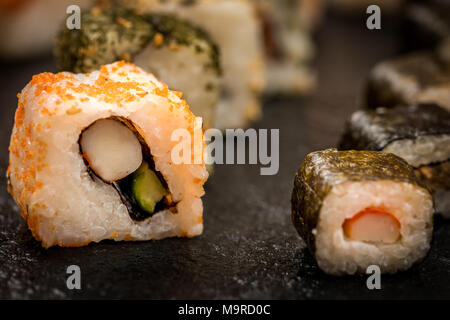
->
[340,103,450,153]
[96,0,266,130]
[253,0,318,96]
[401,0,450,52]
[291,148,434,275]
[365,50,450,111]
[56,7,154,73]
[339,103,450,215]
[55,6,221,128]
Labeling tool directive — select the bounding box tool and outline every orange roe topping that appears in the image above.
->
[10,61,198,204]
[116,17,132,28]
[153,33,164,47]
[153,85,169,98]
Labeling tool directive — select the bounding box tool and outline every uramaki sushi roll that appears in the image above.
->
[56,7,221,129]
[7,61,208,248]
[253,0,319,96]
[99,0,266,129]
[366,50,450,111]
[340,103,450,216]
[291,149,434,275]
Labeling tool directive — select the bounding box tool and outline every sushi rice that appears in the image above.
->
[7,61,208,248]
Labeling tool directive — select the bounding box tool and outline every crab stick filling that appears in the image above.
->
[342,208,401,244]
[80,118,143,182]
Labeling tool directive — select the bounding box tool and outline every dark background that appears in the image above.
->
[1,13,449,299]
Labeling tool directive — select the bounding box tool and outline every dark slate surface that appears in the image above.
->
[1,15,450,300]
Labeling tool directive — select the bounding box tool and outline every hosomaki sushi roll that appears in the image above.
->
[0,0,93,59]
[253,0,319,96]
[98,0,266,129]
[329,0,404,14]
[340,103,450,216]
[403,0,450,52]
[56,7,221,129]
[7,61,208,248]
[291,149,434,275]
[366,50,450,111]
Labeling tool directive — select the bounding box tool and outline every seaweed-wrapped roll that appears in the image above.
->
[253,0,319,95]
[403,0,450,51]
[98,0,266,129]
[56,7,221,129]
[366,51,450,111]
[340,103,450,216]
[7,61,208,248]
[291,149,434,275]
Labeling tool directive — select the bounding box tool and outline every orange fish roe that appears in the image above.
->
[27,62,165,109]
[66,105,82,115]
[153,33,164,47]
[116,17,132,29]
[153,85,169,98]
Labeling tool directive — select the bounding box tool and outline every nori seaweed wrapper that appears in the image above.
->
[56,7,154,73]
[402,0,450,52]
[340,103,450,151]
[291,149,425,253]
[365,51,450,110]
[339,103,450,189]
[55,7,221,75]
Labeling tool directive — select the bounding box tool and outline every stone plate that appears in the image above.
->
[1,15,449,299]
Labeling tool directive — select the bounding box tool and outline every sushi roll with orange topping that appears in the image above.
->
[7,61,208,248]
[98,0,266,129]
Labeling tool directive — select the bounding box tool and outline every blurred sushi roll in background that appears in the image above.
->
[366,47,450,111]
[0,0,93,59]
[329,0,405,14]
[56,7,221,129]
[99,0,266,129]
[7,61,208,247]
[340,104,450,216]
[253,0,322,96]
[291,148,434,275]
[402,0,450,52]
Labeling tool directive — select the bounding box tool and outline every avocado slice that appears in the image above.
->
[131,162,168,214]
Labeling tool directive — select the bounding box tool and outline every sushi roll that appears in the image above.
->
[0,0,93,59]
[402,0,450,52]
[99,0,266,129]
[291,149,434,275]
[329,0,405,14]
[7,61,208,248]
[56,7,221,129]
[366,50,450,111]
[253,0,319,96]
[340,103,450,216]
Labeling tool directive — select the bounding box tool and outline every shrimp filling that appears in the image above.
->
[342,208,401,244]
[80,118,143,182]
